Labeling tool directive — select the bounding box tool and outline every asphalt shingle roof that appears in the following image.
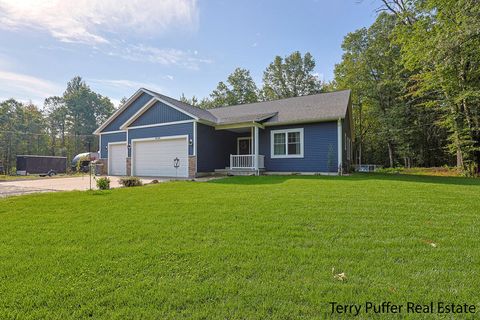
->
[143,88,351,125]
[209,90,351,125]
[214,112,278,125]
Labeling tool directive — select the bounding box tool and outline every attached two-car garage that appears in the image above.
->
[131,136,189,178]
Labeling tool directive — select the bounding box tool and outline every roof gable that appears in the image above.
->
[129,100,192,127]
[141,88,216,123]
[94,88,200,134]
[94,90,154,134]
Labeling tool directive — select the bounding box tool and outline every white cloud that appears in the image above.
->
[312,72,325,82]
[106,44,212,70]
[0,0,198,44]
[87,78,167,93]
[109,98,122,108]
[0,1,210,70]
[0,70,62,103]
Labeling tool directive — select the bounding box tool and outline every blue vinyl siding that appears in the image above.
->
[196,123,237,172]
[259,122,338,172]
[102,93,152,132]
[100,132,126,158]
[127,122,194,157]
[130,101,192,127]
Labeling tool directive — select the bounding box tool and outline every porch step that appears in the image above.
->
[214,168,265,176]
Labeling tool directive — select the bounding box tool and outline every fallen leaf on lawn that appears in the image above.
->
[334,272,347,281]
[422,239,438,248]
[332,267,347,281]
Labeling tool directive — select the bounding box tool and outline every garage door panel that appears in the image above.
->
[109,143,127,176]
[133,138,188,177]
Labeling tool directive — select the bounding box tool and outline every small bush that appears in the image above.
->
[150,179,159,184]
[96,177,110,190]
[119,177,143,187]
[376,167,402,174]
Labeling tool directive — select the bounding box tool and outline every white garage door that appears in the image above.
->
[133,137,189,177]
[108,143,127,176]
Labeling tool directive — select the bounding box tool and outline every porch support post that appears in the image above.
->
[254,126,259,175]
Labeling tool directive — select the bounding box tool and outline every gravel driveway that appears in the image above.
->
[0,176,156,198]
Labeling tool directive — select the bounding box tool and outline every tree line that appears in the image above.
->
[334,0,479,175]
[0,77,114,173]
[179,51,324,108]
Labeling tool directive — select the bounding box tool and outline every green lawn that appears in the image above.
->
[1,174,479,319]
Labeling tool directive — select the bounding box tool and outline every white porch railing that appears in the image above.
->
[230,154,265,169]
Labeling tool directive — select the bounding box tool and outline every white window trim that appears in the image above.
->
[270,128,304,159]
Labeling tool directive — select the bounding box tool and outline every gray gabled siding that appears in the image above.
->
[130,101,192,127]
[196,123,237,172]
[100,131,126,158]
[127,122,194,157]
[102,93,153,132]
[259,122,338,172]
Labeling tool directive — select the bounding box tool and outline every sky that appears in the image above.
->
[0,0,379,107]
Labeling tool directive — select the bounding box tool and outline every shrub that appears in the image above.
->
[96,177,110,190]
[150,179,159,184]
[376,167,402,174]
[462,161,479,178]
[119,177,143,187]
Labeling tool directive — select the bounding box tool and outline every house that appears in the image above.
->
[94,88,353,178]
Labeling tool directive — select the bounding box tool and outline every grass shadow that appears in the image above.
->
[207,173,480,187]
[351,173,480,186]
[86,190,113,196]
[208,175,341,185]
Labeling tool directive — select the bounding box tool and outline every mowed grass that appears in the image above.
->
[0,174,479,319]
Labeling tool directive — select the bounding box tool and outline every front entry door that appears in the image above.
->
[237,137,252,155]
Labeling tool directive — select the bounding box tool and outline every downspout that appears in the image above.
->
[337,118,343,175]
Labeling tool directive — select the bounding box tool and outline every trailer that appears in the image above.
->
[16,155,67,176]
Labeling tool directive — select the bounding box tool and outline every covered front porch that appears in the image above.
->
[214,122,265,175]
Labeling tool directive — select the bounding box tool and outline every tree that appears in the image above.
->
[386,0,480,174]
[62,76,114,154]
[119,97,128,108]
[334,12,449,168]
[261,51,323,100]
[0,99,48,173]
[335,13,408,167]
[44,96,69,156]
[179,93,211,109]
[208,68,259,107]
[0,77,115,171]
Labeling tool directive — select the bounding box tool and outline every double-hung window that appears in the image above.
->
[270,128,304,158]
